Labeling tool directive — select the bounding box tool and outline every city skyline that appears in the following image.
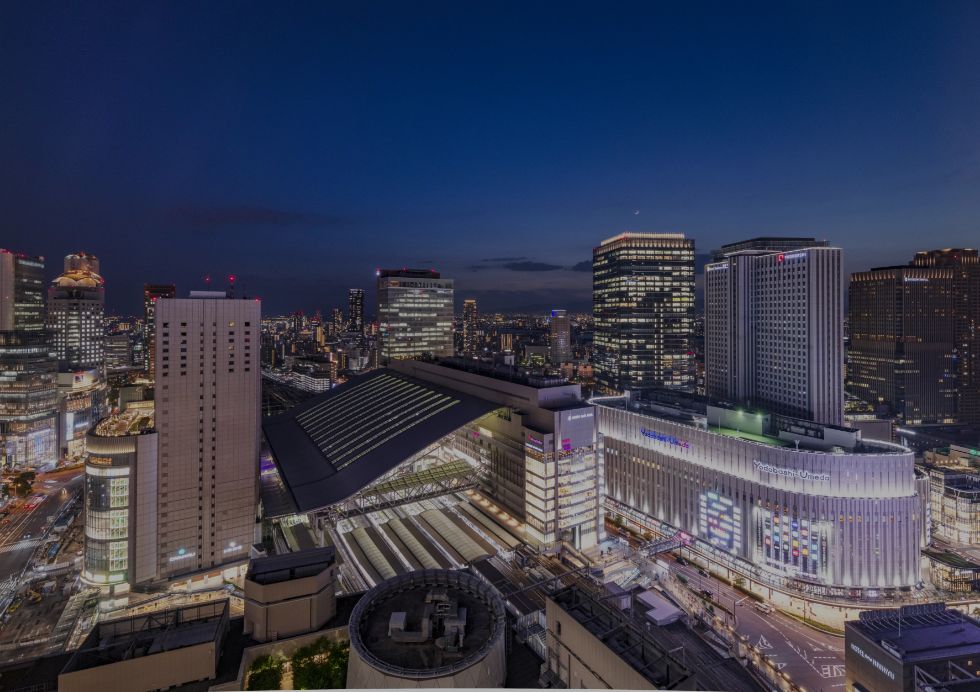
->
[2,5,980,689]
[3,3,980,315]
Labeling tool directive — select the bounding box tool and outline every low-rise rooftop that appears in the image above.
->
[92,402,155,437]
[246,546,336,585]
[63,601,229,674]
[849,604,980,664]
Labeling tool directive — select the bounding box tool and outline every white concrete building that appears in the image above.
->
[154,292,260,580]
[596,394,924,598]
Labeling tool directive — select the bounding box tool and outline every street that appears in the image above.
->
[0,469,84,587]
[669,560,845,691]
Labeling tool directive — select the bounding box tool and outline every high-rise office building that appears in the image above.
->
[348,288,365,334]
[849,248,980,425]
[705,238,843,426]
[462,298,478,356]
[144,283,175,379]
[377,268,454,361]
[105,333,134,371]
[549,309,571,364]
[154,292,260,579]
[329,308,344,338]
[592,233,695,394]
[0,249,58,469]
[48,252,105,371]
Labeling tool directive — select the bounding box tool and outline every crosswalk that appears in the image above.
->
[0,538,41,554]
[0,575,19,595]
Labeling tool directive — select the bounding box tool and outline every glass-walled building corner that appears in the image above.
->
[82,402,157,597]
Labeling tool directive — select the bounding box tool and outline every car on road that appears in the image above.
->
[675,555,687,566]
[754,602,775,614]
[700,589,712,599]
[697,568,708,577]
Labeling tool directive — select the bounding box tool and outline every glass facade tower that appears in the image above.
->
[377,268,454,362]
[592,233,695,394]
[0,249,58,469]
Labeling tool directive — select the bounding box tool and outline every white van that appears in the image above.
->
[754,602,775,614]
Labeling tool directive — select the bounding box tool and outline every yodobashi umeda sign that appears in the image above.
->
[754,460,830,483]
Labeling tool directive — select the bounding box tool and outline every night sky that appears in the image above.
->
[2,2,978,316]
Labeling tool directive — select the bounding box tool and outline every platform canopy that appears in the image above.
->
[262,368,499,515]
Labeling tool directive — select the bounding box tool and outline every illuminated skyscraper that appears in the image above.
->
[377,268,454,361]
[348,288,365,334]
[592,233,695,394]
[462,298,477,356]
[48,252,105,371]
[154,292,260,579]
[143,283,175,379]
[849,248,980,424]
[330,308,344,337]
[549,309,570,364]
[0,249,58,469]
[47,253,109,460]
[705,238,843,426]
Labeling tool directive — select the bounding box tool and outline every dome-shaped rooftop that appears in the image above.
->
[52,269,105,289]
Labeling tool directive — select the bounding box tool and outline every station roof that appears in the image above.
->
[262,368,499,514]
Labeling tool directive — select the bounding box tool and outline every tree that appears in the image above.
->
[246,654,284,691]
[291,638,349,690]
[12,471,35,498]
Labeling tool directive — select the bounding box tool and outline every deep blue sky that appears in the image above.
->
[2,2,978,316]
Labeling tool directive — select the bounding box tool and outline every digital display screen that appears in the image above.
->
[755,508,829,578]
[699,491,742,552]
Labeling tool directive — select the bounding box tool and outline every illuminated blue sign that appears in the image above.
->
[640,428,690,449]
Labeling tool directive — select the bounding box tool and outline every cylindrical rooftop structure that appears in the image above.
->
[347,569,507,688]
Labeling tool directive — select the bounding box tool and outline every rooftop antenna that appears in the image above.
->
[227,274,236,299]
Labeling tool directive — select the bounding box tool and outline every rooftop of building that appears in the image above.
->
[377,267,442,279]
[50,269,104,290]
[436,356,570,389]
[63,601,229,675]
[923,548,980,570]
[592,392,907,455]
[550,584,758,692]
[848,604,980,664]
[598,231,689,246]
[0,592,365,692]
[712,236,830,260]
[91,401,155,437]
[349,569,506,679]
[262,368,499,515]
[246,546,336,586]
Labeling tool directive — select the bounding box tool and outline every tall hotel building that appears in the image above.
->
[593,233,695,394]
[462,298,478,356]
[377,268,454,362]
[849,248,979,425]
[0,249,58,469]
[153,292,260,579]
[144,283,175,379]
[549,309,571,364]
[705,238,844,426]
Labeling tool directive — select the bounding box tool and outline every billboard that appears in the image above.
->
[698,491,742,552]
